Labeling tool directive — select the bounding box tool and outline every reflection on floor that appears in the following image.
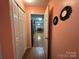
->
[33,32,44,47]
[22,32,47,59]
[22,47,46,59]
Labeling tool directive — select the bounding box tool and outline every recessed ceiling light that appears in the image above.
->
[38,18,42,21]
[25,0,35,3]
[37,24,40,26]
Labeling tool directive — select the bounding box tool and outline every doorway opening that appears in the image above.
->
[31,14,44,47]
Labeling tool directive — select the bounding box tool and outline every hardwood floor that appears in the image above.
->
[22,32,47,59]
[33,32,44,47]
[22,47,47,59]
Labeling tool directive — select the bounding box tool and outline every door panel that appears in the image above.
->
[12,1,27,59]
[44,6,49,58]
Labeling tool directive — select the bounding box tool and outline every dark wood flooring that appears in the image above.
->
[22,47,47,59]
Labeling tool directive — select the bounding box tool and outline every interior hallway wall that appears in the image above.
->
[0,0,14,59]
[0,45,2,59]
[25,6,46,48]
[49,0,79,59]
[0,39,2,59]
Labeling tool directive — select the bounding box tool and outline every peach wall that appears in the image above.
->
[0,0,14,59]
[0,35,2,59]
[25,6,45,48]
[49,0,79,59]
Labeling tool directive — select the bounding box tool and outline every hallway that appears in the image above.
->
[0,0,49,58]
[1,0,79,59]
[22,32,47,59]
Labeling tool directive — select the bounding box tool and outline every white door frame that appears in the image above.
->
[29,13,44,47]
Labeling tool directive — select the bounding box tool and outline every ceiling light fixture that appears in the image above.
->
[37,24,40,26]
[38,18,42,21]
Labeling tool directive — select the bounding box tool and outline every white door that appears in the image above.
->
[18,7,26,58]
[44,6,49,58]
[13,1,20,59]
[12,1,26,59]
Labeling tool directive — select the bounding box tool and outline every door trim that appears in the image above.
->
[30,13,44,47]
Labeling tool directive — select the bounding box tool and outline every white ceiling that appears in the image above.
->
[24,0,49,7]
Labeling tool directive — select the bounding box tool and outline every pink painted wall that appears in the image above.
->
[0,0,14,59]
[25,6,45,48]
[49,0,79,59]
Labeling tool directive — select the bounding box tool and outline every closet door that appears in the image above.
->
[18,7,26,58]
[22,12,27,53]
[9,0,27,59]
[13,1,20,59]
[12,1,26,59]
